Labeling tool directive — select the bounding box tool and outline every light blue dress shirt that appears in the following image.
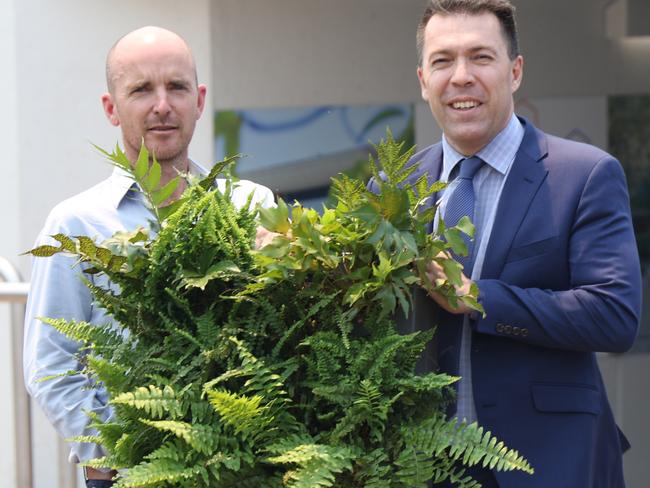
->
[439,114,525,423]
[23,162,274,464]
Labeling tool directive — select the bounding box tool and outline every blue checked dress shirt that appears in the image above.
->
[438,114,525,423]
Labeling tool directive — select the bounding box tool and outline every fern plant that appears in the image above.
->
[28,133,533,487]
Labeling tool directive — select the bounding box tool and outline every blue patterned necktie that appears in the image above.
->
[444,156,484,275]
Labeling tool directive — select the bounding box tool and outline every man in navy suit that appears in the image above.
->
[403,1,641,486]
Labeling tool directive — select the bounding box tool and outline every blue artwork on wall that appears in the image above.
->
[214,103,414,206]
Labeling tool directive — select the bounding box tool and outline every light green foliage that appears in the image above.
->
[29,136,532,486]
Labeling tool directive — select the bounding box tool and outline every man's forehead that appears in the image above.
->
[106,26,197,90]
[422,12,505,52]
[110,46,195,83]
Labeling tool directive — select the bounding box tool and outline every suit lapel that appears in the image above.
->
[481,120,549,279]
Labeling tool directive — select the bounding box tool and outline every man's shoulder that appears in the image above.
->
[42,176,124,235]
[409,142,442,165]
[50,177,114,215]
[543,131,612,162]
[521,119,613,166]
[214,178,275,209]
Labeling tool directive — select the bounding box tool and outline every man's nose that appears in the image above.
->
[153,90,172,116]
[450,58,474,86]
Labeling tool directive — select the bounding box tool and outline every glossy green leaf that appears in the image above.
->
[134,142,149,180]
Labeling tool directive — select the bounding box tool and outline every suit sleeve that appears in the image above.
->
[474,156,642,353]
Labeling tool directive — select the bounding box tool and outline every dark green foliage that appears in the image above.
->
[28,135,533,486]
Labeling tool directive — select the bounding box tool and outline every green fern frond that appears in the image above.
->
[449,421,534,474]
[86,355,130,392]
[206,389,270,440]
[112,458,199,487]
[140,420,219,456]
[41,317,122,348]
[111,385,183,419]
[266,441,356,488]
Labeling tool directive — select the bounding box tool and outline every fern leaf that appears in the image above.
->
[266,441,355,488]
[140,420,218,455]
[112,459,199,487]
[111,385,183,419]
[206,389,270,440]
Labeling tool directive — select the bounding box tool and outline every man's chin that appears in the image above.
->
[143,142,185,164]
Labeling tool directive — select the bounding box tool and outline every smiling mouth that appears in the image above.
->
[451,100,480,110]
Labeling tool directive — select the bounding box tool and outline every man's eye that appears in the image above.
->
[131,86,148,94]
[431,58,450,67]
[170,83,188,90]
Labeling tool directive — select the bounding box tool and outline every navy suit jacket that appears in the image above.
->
[377,118,642,487]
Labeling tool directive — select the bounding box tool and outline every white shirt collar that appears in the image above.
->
[107,159,208,209]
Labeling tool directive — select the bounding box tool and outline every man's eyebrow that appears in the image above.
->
[125,80,150,91]
[169,78,191,86]
[468,45,498,55]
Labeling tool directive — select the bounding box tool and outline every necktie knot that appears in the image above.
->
[457,156,484,180]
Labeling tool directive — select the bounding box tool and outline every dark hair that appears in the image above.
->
[416,0,519,65]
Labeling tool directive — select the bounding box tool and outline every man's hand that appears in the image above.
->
[85,467,117,481]
[424,255,474,315]
[254,226,280,249]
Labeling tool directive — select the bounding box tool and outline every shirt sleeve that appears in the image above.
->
[231,180,276,209]
[23,210,113,464]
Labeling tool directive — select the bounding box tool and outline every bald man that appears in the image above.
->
[24,27,274,487]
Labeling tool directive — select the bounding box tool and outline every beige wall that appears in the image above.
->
[210,0,423,108]
[209,0,650,109]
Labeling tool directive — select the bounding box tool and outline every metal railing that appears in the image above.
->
[0,256,33,488]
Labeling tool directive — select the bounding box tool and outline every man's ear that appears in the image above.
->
[101,93,120,127]
[417,66,429,102]
[195,84,207,119]
[511,55,524,93]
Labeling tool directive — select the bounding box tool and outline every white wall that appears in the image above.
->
[0,1,22,486]
[0,0,20,264]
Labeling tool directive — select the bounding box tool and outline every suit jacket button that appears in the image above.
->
[504,325,512,334]
[513,326,520,336]
[496,324,505,333]
[522,328,529,337]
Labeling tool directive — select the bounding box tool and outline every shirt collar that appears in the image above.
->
[441,113,524,180]
[108,159,208,209]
